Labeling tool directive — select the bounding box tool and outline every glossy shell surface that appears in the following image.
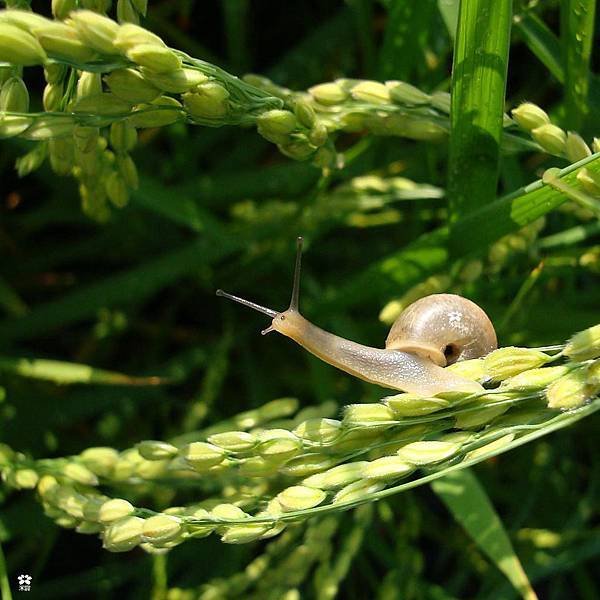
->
[385,293,497,366]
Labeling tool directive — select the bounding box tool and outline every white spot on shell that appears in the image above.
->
[448,311,462,324]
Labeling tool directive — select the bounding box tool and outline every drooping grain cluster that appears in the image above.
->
[0,8,282,218]
[1,7,598,220]
[512,102,600,197]
[1,325,599,551]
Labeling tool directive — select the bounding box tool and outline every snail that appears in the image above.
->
[216,238,497,396]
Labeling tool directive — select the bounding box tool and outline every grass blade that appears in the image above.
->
[514,12,563,82]
[0,356,167,386]
[438,0,460,40]
[542,167,600,218]
[448,0,512,218]
[450,153,600,255]
[379,0,437,80]
[561,0,597,129]
[0,275,27,317]
[538,221,600,249]
[492,537,600,598]
[0,237,239,343]
[514,10,600,127]
[132,179,220,233]
[432,469,538,600]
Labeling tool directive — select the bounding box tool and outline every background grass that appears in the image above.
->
[0,1,599,598]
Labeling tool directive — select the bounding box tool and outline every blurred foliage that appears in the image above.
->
[0,0,599,599]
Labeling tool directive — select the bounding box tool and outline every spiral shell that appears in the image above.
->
[385,294,497,366]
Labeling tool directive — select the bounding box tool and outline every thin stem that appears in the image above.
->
[151,554,168,600]
[499,261,545,334]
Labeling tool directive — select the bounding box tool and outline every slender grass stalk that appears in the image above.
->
[447,0,512,220]
[151,554,168,600]
[0,356,166,385]
[498,261,544,333]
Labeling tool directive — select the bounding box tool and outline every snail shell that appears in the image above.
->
[385,293,497,366]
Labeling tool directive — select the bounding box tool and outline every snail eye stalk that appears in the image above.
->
[289,236,304,312]
[216,236,305,318]
[215,289,278,318]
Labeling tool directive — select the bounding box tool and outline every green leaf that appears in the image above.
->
[438,0,460,40]
[448,0,512,218]
[450,153,600,255]
[498,261,544,334]
[561,0,597,129]
[432,469,538,600]
[538,220,600,249]
[542,167,600,218]
[0,356,167,385]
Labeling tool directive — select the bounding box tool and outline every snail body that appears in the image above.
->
[217,239,497,397]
